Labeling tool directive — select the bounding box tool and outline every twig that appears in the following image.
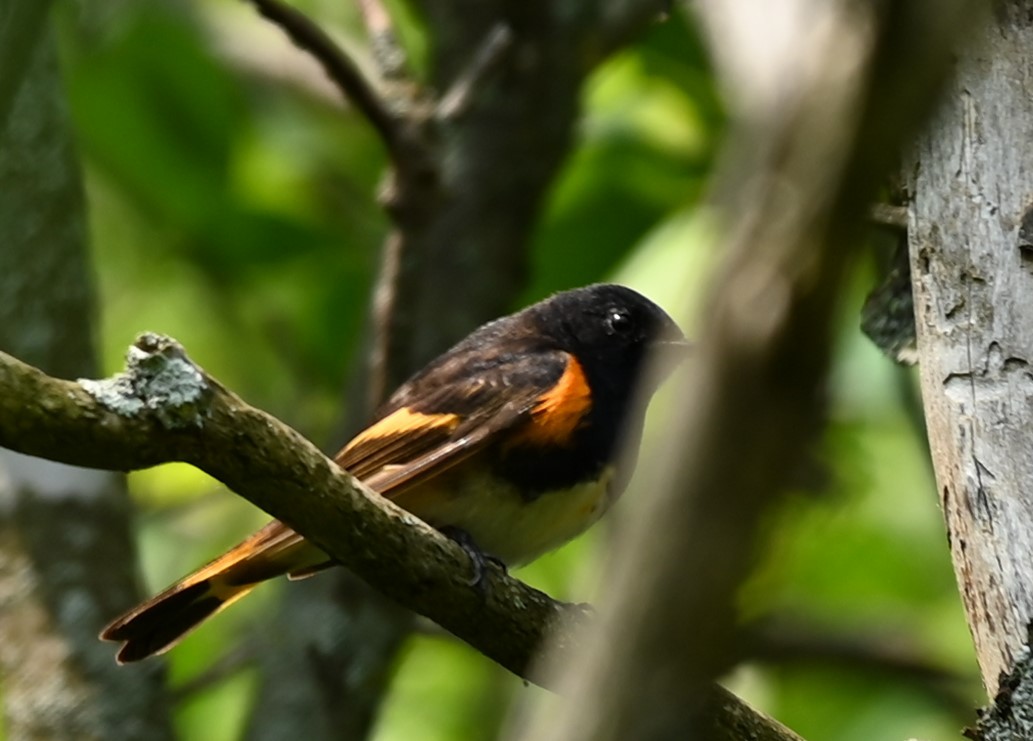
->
[869,202,909,232]
[210,23,348,108]
[367,231,404,411]
[242,0,410,165]
[437,24,515,120]
[356,0,408,80]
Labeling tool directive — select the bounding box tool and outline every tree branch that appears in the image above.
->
[909,1,1033,703]
[0,335,580,686]
[356,0,409,81]
[2,335,800,738]
[870,202,908,232]
[242,0,423,171]
[436,23,514,120]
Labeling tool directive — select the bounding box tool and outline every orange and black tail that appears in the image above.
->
[101,522,329,663]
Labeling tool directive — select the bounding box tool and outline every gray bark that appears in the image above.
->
[0,23,173,741]
[910,0,1033,703]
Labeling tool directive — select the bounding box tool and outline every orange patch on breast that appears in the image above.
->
[517,356,592,447]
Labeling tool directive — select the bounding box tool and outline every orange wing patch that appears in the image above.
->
[336,407,462,478]
[513,355,592,447]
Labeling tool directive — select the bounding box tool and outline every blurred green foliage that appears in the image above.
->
[47,1,979,739]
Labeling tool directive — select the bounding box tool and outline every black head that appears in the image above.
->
[527,283,687,397]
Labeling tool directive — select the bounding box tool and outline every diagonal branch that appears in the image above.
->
[243,0,420,169]
[0,333,573,685]
[1,333,799,740]
[356,0,409,80]
[436,23,514,120]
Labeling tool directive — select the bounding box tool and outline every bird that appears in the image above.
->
[101,283,687,663]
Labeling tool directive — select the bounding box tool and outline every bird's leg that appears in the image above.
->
[438,526,507,590]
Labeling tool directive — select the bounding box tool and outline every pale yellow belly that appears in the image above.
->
[396,466,616,566]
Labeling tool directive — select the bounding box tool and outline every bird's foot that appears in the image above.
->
[439,526,507,591]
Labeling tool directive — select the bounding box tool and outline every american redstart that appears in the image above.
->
[102,283,687,662]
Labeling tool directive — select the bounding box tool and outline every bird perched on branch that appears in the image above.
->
[102,283,687,663]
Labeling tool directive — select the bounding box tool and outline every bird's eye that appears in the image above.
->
[606,308,632,335]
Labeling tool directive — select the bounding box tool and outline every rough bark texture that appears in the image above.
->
[0,24,173,741]
[513,1,978,740]
[910,1,1033,699]
[965,645,1033,740]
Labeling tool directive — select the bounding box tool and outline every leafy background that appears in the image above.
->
[47,0,977,739]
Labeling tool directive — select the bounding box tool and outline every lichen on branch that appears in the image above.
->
[79,334,211,429]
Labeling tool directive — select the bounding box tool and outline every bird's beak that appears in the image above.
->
[652,338,692,378]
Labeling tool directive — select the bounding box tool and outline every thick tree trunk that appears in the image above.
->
[910,2,1033,702]
[0,23,173,741]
